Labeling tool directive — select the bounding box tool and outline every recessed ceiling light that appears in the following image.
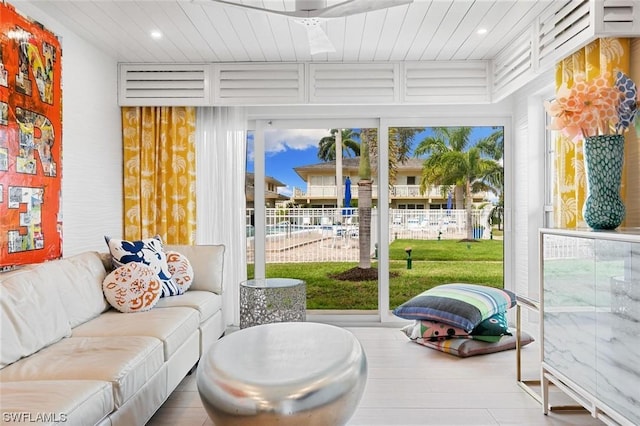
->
[477,28,488,35]
[150,30,162,40]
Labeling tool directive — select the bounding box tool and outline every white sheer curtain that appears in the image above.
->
[196,107,247,327]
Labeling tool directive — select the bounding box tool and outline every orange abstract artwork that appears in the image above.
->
[0,3,62,268]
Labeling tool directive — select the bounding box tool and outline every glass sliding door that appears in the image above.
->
[385,124,506,318]
[248,120,380,318]
[247,118,510,323]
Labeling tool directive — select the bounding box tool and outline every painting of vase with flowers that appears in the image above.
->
[545,71,638,230]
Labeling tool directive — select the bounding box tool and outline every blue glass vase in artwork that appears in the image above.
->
[582,134,626,230]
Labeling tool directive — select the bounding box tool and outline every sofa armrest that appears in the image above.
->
[163,244,225,294]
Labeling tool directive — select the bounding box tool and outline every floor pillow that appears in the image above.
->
[403,312,510,343]
[392,283,517,332]
[401,325,534,358]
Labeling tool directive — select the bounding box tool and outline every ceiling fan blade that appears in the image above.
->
[202,0,303,17]
[314,0,413,18]
[294,19,336,55]
[307,25,336,55]
[203,0,413,18]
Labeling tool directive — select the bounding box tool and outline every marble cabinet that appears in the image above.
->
[540,229,639,426]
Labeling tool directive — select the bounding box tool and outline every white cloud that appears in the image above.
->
[264,129,330,154]
[485,191,499,203]
[279,186,293,197]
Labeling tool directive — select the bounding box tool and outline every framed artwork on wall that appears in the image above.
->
[0,2,62,269]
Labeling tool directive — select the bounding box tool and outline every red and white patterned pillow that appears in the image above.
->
[102,262,162,313]
[165,251,194,295]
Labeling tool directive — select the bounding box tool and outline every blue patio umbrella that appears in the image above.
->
[446,191,453,213]
[343,177,352,216]
[344,177,352,207]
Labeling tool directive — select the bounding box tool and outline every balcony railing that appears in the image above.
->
[292,185,484,200]
[391,185,443,198]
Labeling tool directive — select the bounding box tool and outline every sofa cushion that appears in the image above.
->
[105,236,179,298]
[99,252,113,273]
[102,263,162,313]
[154,290,221,324]
[0,336,163,408]
[0,380,113,426]
[72,308,199,361]
[163,244,225,294]
[55,252,110,327]
[0,263,71,369]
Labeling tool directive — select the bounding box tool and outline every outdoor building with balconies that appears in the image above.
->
[245,172,289,208]
[291,158,487,209]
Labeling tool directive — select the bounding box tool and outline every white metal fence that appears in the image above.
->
[246,207,495,263]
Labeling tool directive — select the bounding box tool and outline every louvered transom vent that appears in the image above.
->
[492,30,533,102]
[214,64,304,105]
[601,0,639,33]
[403,62,489,104]
[536,0,592,70]
[118,64,211,106]
[308,64,399,104]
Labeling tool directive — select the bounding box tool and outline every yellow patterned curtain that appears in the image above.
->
[628,39,640,227]
[121,107,197,244]
[553,38,630,228]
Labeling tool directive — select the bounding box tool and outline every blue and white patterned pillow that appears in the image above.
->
[105,235,179,298]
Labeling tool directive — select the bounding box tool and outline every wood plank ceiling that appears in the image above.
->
[15,0,556,64]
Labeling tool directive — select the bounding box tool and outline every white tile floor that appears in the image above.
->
[147,326,604,426]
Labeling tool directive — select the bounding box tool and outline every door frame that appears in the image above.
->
[249,115,512,324]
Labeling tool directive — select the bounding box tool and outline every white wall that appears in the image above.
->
[12,3,123,256]
[508,71,554,326]
[247,102,515,121]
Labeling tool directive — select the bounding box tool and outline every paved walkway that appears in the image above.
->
[247,232,359,263]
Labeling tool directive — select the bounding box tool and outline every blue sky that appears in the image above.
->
[247,127,498,197]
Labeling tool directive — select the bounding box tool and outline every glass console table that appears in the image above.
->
[540,228,640,425]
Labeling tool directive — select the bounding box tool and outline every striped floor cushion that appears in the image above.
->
[392,283,517,332]
[401,325,534,358]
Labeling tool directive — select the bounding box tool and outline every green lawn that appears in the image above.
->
[249,239,504,310]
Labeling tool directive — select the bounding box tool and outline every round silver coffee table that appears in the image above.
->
[239,278,306,329]
[197,322,368,425]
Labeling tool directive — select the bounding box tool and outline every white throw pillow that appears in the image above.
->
[102,263,161,313]
[165,251,194,294]
[105,235,179,297]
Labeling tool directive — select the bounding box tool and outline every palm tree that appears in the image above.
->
[357,128,374,269]
[370,127,425,185]
[319,127,424,273]
[357,127,424,270]
[317,128,360,161]
[415,127,502,240]
[318,128,361,212]
[476,126,504,162]
[477,127,505,229]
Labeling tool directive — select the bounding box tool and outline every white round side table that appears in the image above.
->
[239,278,306,329]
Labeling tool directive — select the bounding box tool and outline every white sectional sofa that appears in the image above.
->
[0,244,225,426]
